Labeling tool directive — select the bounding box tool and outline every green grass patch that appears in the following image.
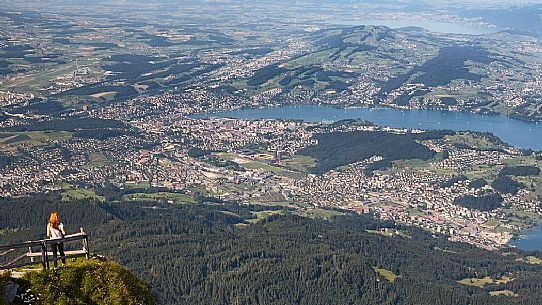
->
[242,161,286,173]
[458,276,513,288]
[502,209,540,226]
[458,277,494,287]
[233,183,258,191]
[489,290,517,297]
[90,91,117,101]
[245,210,284,224]
[84,152,111,168]
[122,192,196,204]
[393,159,431,171]
[282,155,317,173]
[125,181,151,189]
[213,152,237,161]
[234,209,286,227]
[372,267,398,282]
[30,131,72,142]
[446,133,500,150]
[0,131,71,147]
[62,189,105,202]
[295,208,343,219]
[495,276,514,284]
[524,256,542,265]
[503,156,537,166]
[252,210,283,219]
[407,207,426,217]
[2,134,31,144]
[187,186,211,196]
[17,258,156,305]
[1,61,81,93]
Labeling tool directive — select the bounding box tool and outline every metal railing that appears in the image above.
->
[0,228,90,271]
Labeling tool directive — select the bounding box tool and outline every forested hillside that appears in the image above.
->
[298,130,451,173]
[1,193,542,305]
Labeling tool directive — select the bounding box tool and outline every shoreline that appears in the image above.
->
[189,103,542,151]
[190,101,542,124]
[509,220,542,250]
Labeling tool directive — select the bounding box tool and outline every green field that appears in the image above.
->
[252,210,283,219]
[372,267,399,282]
[393,159,431,171]
[122,192,196,204]
[458,277,495,287]
[489,290,516,297]
[1,59,97,94]
[246,210,284,224]
[458,276,513,288]
[213,152,237,160]
[295,208,344,219]
[445,133,501,151]
[84,151,112,168]
[0,131,72,148]
[282,155,317,173]
[407,207,426,217]
[62,189,105,202]
[186,186,211,196]
[503,156,537,166]
[241,161,286,173]
[524,256,542,265]
[3,134,31,144]
[501,209,541,228]
[233,182,258,191]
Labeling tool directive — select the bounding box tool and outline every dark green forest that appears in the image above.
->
[298,130,452,174]
[380,45,493,94]
[469,178,488,189]
[491,176,526,195]
[0,154,16,168]
[454,193,504,211]
[499,166,540,177]
[1,193,542,305]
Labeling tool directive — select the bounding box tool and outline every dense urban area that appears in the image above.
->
[0,1,541,251]
[1,1,542,305]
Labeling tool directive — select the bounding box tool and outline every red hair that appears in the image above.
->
[49,211,60,228]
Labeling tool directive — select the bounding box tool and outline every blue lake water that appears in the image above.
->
[330,19,499,35]
[194,105,542,151]
[510,224,542,252]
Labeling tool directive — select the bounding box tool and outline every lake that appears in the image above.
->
[510,224,542,252]
[330,19,498,35]
[193,105,542,151]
